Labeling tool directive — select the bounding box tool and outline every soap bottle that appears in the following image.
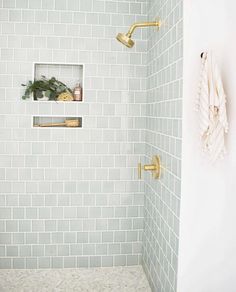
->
[73,82,82,101]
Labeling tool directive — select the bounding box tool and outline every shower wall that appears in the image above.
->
[0,0,147,269]
[143,0,183,291]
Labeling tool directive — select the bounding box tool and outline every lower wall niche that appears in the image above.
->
[33,116,82,128]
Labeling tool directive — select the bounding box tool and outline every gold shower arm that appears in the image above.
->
[116,20,161,48]
[127,21,161,36]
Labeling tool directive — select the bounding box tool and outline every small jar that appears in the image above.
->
[73,83,82,101]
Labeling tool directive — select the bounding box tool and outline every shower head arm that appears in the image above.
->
[116,20,161,48]
[127,21,161,36]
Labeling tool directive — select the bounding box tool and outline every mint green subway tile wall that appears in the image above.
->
[143,0,183,291]
[0,0,147,269]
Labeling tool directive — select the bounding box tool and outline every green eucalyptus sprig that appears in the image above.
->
[21,75,72,100]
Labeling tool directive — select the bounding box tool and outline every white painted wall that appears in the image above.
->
[177,1,236,291]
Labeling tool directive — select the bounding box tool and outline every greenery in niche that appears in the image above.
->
[21,75,72,100]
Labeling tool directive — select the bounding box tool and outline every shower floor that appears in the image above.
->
[0,265,151,292]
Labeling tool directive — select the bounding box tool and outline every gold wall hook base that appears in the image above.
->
[138,155,161,179]
[155,17,162,31]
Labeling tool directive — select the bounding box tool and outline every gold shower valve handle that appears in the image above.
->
[138,155,161,180]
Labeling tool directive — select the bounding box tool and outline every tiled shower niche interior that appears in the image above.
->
[33,116,82,128]
[33,63,84,101]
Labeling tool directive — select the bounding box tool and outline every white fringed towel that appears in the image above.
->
[197,51,228,162]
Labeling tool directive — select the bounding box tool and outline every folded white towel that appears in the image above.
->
[197,51,228,162]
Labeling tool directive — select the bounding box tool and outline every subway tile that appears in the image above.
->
[29,0,42,9]
[45,245,57,256]
[51,232,63,243]
[83,243,95,256]
[13,233,24,244]
[39,232,50,244]
[77,256,88,268]
[64,232,76,243]
[38,257,50,268]
[7,246,18,257]
[90,256,101,267]
[26,233,38,244]
[52,257,63,268]
[3,0,15,8]
[114,255,126,266]
[32,245,44,257]
[26,258,37,269]
[42,0,54,10]
[96,243,107,255]
[16,0,28,8]
[64,256,76,268]
[13,258,25,269]
[80,0,92,12]
[0,258,11,269]
[101,255,113,267]
[20,245,31,257]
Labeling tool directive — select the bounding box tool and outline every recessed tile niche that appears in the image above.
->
[33,116,82,128]
[33,63,84,102]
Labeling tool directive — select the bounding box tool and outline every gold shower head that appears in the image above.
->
[116,21,161,48]
[116,32,134,48]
